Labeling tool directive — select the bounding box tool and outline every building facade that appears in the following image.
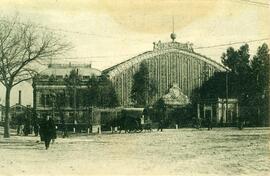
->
[32,63,101,124]
[198,98,239,126]
[103,34,227,106]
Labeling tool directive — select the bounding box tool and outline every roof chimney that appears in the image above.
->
[18,90,22,105]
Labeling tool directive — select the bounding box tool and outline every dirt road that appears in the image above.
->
[0,127,269,175]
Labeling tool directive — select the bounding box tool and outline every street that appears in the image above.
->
[0,127,269,176]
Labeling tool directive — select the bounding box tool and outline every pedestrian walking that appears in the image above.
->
[16,113,25,136]
[32,112,39,136]
[238,116,245,130]
[157,119,164,132]
[207,116,212,130]
[23,117,31,136]
[40,115,57,150]
[192,116,201,129]
[196,117,201,129]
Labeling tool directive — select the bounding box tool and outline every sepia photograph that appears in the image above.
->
[0,0,269,175]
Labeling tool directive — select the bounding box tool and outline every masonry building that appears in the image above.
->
[32,63,101,124]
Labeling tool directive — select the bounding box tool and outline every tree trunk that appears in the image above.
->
[4,87,11,138]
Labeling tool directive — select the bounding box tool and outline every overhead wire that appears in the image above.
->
[229,0,270,8]
[194,37,270,50]
[36,37,270,64]
[0,19,153,44]
[239,0,269,6]
[1,15,269,63]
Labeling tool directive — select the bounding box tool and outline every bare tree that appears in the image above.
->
[0,16,71,138]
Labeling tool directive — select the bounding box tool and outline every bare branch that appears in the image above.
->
[0,79,5,86]
[0,16,72,89]
[12,77,33,87]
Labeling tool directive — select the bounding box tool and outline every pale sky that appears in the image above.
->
[0,0,269,106]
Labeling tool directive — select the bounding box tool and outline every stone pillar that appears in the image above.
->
[203,104,205,119]
[236,102,239,118]
[197,103,200,119]
[35,91,40,107]
[221,101,225,123]
[216,102,220,123]
[210,106,213,121]
[141,115,145,125]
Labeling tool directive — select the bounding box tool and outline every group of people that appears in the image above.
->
[192,116,213,130]
[17,112,246,150]
[192,116,245,130]
[16,114,32,136]
[16,114,57,150]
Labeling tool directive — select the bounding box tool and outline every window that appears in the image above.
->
[56,75,63,79]
[69,95,74,107]
[41,75,49,79]
[40,93,53,107]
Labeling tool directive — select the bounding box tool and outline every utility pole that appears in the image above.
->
[73,73,77,126]
[225,71,229,124]
[52,92,55,119]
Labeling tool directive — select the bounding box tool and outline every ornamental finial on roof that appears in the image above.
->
[171,32,176,42]
[170,16,176,42]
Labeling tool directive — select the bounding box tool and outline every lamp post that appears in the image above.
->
[72,75,77,133]
[262,89,266,126]
[72,69,80,133]
[51,92,56,120]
